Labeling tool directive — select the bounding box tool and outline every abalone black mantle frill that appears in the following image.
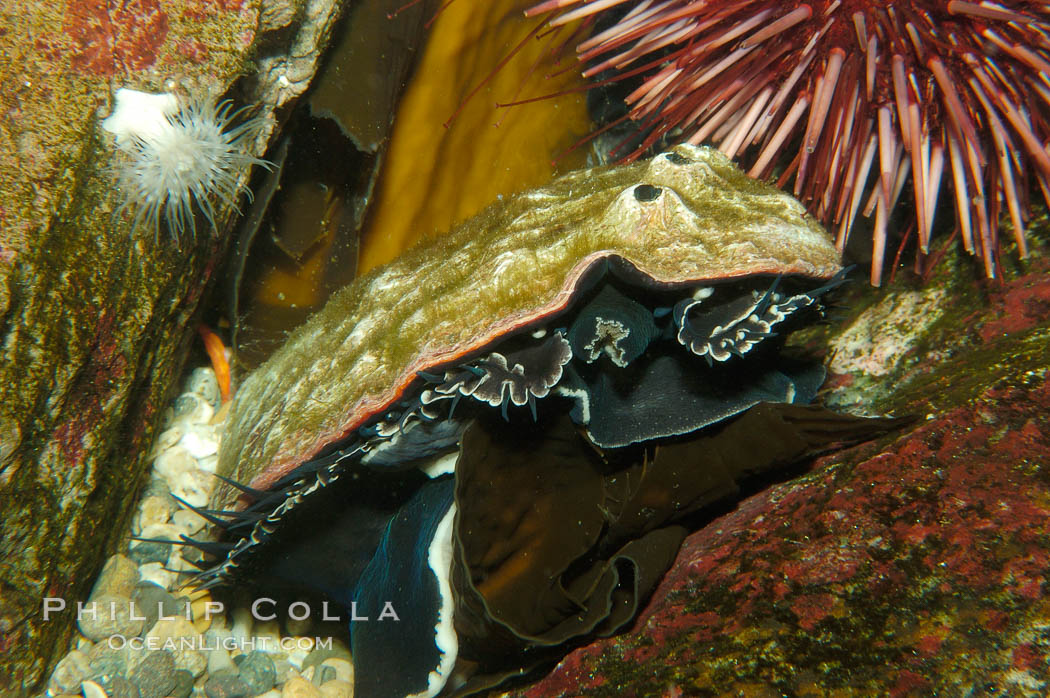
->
[201,145,896,698]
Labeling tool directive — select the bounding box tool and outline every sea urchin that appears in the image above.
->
[102,88,268,242]
[528,0,1050,284]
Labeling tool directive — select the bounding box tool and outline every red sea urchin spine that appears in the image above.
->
[527,0,1050,284]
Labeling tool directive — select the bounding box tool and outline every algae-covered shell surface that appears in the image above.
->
[215,143,838,506]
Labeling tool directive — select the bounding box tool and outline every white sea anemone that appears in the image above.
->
[102,87,268,242]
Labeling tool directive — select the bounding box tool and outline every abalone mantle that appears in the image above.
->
[213,143,839,510]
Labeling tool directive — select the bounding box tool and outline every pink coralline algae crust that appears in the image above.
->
[511,260,1050,696]
[60,0,170,76]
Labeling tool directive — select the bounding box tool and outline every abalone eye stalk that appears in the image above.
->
[180,145,899,698]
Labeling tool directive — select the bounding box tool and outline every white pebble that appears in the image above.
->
[170,469,211,508]
[81,679,109,698]
[195,454,219,474]
[151,426,185,457]
[139,522,180,541]
[171,508,208,536]
[153,446,195,482]
[179,428,218,459]
[138,562,177,590]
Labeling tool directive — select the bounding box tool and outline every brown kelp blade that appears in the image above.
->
[449,404,907,693]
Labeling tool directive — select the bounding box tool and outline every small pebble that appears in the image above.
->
[170,468,211,508]
[169,669,194,698]
[151,426,185,458]
[173,393,214,423]
[104,675,141,698]
[86,644,126,685]
[187,367,221,409]
[127,650,176,698]
[318,680,352,698]
[90,555,140,599]
[318,657,352,684]
[145,618,206,677]
[284,638,314,672]
[300,648,351,679]
[282,676,322,698]
[130,582,180,632]
[137,562,177,591]
[134,495,177,534]
[48,649,92,694]
[203,668,251,698]
[153,447,196,482]
[316,666,336,685]
[171,508,208,536]
[237,651,277,694]
[196,453,220,473]
[179,427,218,459]
[81,679,109,698]
[77,594,144,643]
[128,538,171,566]
[142,477,172,499]
[207,647,236,675]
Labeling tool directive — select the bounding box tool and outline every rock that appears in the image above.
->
[169,467,211,508]
[144,476,173,498]
[283,638,315,673]
[151,426,186,459]
[187,367,222,409]
[196,453,220,474]
[80,679,109,698]
[179,424,219,458]
[172,394,214,424]
[207,647,236,675]
[171,507,208,536]
[130,582,180,631]
[89,555,140,599]
[145,618,206,677]
[282,676,322,698]
[134,494,177,534]
[137,562,177,591]
[318,680,352,698]
[237,650,277,694]
[153,446,196,483]
[318,658,352,684]
[48,649,92,694]
[77,594,144,643]
[127,649,176,698]
[103,675,141,698]
[169,669,195,698]
[204,668,251,698]
[508,261,1050,696]
[299,647,351,680]
[316,665,336,685]
[128,538,171,566]
[85,644,126,687]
